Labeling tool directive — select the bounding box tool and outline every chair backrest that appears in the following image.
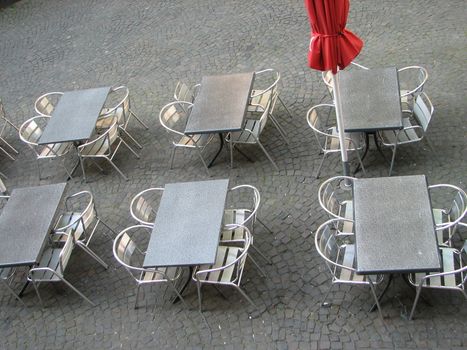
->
[225,185,261,229]
[413,92,434,132]
[252,69,281,107]
[0,178,6,194]
[429,184,467,232]
[79,118,119,156]
[19,116,48,149]
[34,92,63,116]
[174,81,196,103]
[159,101,191,138]
[398,66,428,98]
[306,104,335,151]
[318,176,355,219]
[58,233,74,274]
[113,225,154,281]
[321,62,369,94]
[130,187,164,226]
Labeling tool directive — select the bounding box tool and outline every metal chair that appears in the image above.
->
[173,81,201,103]
[159,101,213,176]
[113,225,187,309]
[377,92,435,176]
[193,225,257,312]
[314,218,384,319]
[408,243,467,320]
[248,69,290,145]
[96,86,147,149]
[18,116,75,180]
[34,92,63,117]
[321,62,369,98]
[130,187,164,226]
[51,190,116,269]
[226,101,280,171]
[318,176,355,235]
[77,117,140,182]
[428,184,467,247]
[0,99,19,160]
[397,66,428,112]
[28,232,95,307]
[306,104,366,178]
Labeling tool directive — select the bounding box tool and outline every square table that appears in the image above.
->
[353,175,441,275]
[338,67,403,132]
[0,183,67,268]
[184,73,255,167]
[38,87,111,145]
[143,179,229,268]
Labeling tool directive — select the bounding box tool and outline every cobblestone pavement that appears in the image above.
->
[0,0,466,349]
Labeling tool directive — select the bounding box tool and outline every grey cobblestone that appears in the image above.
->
[0,0,466,349]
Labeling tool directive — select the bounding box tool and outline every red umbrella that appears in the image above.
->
[304,0,363,176]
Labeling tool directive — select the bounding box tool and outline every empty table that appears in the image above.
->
[184,72,255,166]
[354,175,440,275]
[144,179,229,268]
[0,183,67,268]
[38,87,111,145]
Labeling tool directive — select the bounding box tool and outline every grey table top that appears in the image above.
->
[38,87,111,144]
[0,183,67,268]
[353,175,440,275]
[184,72,254,134]
[143,179,229,268]
[338,67,403,132]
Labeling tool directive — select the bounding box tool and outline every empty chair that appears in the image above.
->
[34,92,63,117]
[193,225,256,312]
[77,117,140,182]
[51,190,115,269]
[130,187,164,226]
[226,100,280,171]
[113,225,187,309]
[159,101,213,176]
[428,184,467,246]
[377,92,435,176]
[314,218,384,319]
[96,86,147,149]
[397,66,428,111]
[306,104,366,178]
[408,243,467,320]
[0,99,19,160]
[18,116,74,180]
[28,233,95,307]
[248,69,290,145]
[173,81,201,103]
[321,62,369,98]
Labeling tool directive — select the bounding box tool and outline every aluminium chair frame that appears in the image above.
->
[130,187,164,226]
[34,92,64,117]
[0,99,19,160]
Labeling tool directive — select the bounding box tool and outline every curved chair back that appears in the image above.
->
[398,66,428,98]
[225,185,261,230]
[306,104,335,151]
[159,101,192,141]
[174,82,201,103]
[251,69,280,107]
[321,62,369,95]
[78,118,118,156]
[130,187,164,226]
[34,92,63,117]
[318,176,355,220]
[428,184,467,235]
[19,116,47,147]
[413,92,434,133]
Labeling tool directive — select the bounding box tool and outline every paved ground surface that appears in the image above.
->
[0,0,466,349]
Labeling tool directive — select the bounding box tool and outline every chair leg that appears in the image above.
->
[106,158,129,181]
[0,137,19,154]
[0,146,15,161]
[277,96,292,118]
[1,279,26,306]
[368,278,384,320]
[36,159,43,180]
[229,141,234,169]
[60,277,95,306]
[269,113,290,146]
[315,153,327,179]
[194,144,210,177]
[120,138,140,159]
[134,284,142,309]
[247,255,267,278]
[99,219,117,238]
[388,145,397,176]
[196,281,203,313]
[130,110,149,130]
[321,282,334,306]
[75,242,108,269]
[256,217,273,234]
[167,280,189,310]
[89,158,104,172]
[355,148,367,176]
[408,284,423,320]
[251,245,272,265]
[256,140,279,171]
[61,158,73,180]
[79,157,88,182]
[31,280,45,309]
[169,147,176,169]
[235,285,257,310]
[121,127,143,149]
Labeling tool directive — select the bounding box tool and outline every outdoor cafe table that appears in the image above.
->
[0,183,67,269]
[184,72,255,167]
[353,175,441,311]
[143,179,229,269]
[38,87,111,145]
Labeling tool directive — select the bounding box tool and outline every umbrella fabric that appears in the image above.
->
[305,0,363,73]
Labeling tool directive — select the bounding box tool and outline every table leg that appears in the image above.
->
[369,274,393,312]
[172,266,193,304]
[353,132,371,175]
[208,134,224,168]
[18,280,30,297]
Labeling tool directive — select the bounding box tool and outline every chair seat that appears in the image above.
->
[410,247,462,288]
[30,247,64,281]
[338,201,354,234]
[379,118,420,145]
[195,245,242,283]
[326,127,363,152]
[176,133,212,148]
[248,90,272,113]
[39,142,73,158]
[229,119,262,144]
[221,210,251,241]
[52,212,84,243]
[140,266,179,282]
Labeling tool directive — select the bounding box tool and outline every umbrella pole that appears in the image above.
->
[331,73,351,179]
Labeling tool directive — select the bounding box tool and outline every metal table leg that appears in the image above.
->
[172,266,193,304]
[369,274,393,312]
[208,134,224,168]
[353,132,371,175]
